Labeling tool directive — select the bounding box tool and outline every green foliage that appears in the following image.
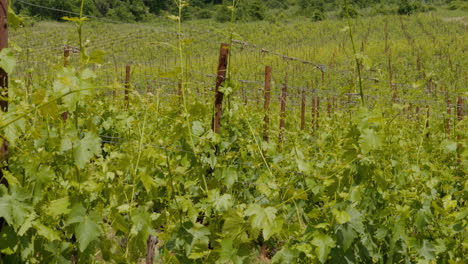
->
[1,7,466,264]
[340,4,360,18]
[398,0,432,15]
[215,4,231,23]
[237,0,266,21]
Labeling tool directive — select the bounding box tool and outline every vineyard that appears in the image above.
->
[0,1,467,264]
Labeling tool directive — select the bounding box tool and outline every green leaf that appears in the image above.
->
[139,173,157,192]
[245,204,278,240]
[340,225,356,251]
[218,238,239,263]
[32,221,61,242]
[74,132,102,169]
[311,232,335,263]
[65,203,87,226]
[419,240,436,260]
[441,139,457,154]
[8,6,23,30]
[0,225,18,255]
[0,186,32,229]
[192,121,205,136]
[45,197,71,218]
[263,218,283,241]
[208,189,233,212]
[75,213,101,252]
[186,223,210,259]
[359,128,382,154]
[271,247,300,263]
[0,48,16,74]
[333,209,351,224]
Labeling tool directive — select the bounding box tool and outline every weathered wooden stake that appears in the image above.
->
[64,46,70,67]
[425,105,430,138]
[178,79,182,104]
[146,235,158,264]
[0,0,8,113]
[62,46,71,121]
[263,66,272,141]
[0,0,8,245]
[278,75,287,144]
[311,94,316,134]
[316,96,320,130]
[446,99,452,136]
[125,64,131,109]
[212,43,230,133]
[457,97,463,165]
[300,88,306,130]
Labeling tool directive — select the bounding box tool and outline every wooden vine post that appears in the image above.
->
[0,0,7,113]
[278,75,287,144]
[146,235,158,264]
[211,43,229,133]
[457,97,463,165]
[124,64,131,109]
[446,99,452,136]
[311,94,316,134]
[0,0,8,232]
[178,79,182,104]
[61,46,71,121]
[300,88,306,130]
[263,66,272,141]
[64,45,70,67]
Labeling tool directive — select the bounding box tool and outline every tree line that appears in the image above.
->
[12,0,464,22]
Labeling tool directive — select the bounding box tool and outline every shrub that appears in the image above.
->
[448,0,468,11]
[397,0,430,15]
[311,10,326,21]
[215,5,231,23]
[237,0,266,21]
[339,5,359,18]
[196,9,213,19]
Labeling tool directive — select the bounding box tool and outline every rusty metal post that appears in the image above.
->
[301,88,306,130]
[278,75,287,144]
[125,64,131,109]
[263,66,271,141]
[212,43,230,133]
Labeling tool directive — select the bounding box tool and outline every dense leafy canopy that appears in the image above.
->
[12,0,459,22]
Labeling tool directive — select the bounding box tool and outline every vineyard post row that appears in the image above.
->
[59,38,465,165]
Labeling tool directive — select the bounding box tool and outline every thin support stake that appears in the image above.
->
[446,99,452,136]
[457,97,463,165]
[125,64,131,109]
[279,75,288,144]
[0,0,8,113]
[263,66,272,141]
[301,88,306,130]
